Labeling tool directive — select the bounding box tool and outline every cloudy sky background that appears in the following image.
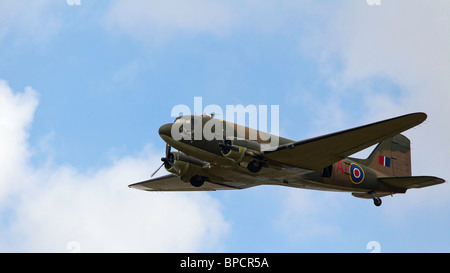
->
[0,0,449,252]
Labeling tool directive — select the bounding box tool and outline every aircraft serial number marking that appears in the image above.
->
[336,161,365,184]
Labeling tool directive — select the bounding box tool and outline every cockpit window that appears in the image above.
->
[174,116,191,123]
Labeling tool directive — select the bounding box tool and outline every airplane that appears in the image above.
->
[128,112,445,206]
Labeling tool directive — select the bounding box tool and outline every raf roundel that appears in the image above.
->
[349,163,365,184]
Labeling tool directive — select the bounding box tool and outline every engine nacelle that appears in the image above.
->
[221,145,248,164]
[164,152,210,183]
[220,139,263,173]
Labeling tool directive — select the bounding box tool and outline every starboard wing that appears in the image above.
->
[264,112,427,170]
[129,174,245,191]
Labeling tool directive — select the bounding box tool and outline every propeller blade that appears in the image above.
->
[219,121,240,153]
[161,154,180,173]
[150,144,173,178]
[150,162,164,178]
[222,120,227,143]
[220,120,232,153]
[165,143,171,157]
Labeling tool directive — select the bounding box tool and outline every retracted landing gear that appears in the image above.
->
[190,175,205,188]
[247,160,263,173]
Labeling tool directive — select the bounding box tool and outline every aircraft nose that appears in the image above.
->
[158,123,172,138]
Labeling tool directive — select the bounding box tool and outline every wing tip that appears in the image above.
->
[412,112,427,123]
[128,182,149,191]
[398,112,427,126]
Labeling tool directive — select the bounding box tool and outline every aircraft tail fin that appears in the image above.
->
[360,134,411,177]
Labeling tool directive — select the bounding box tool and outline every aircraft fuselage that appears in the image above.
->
[158,115,404,197]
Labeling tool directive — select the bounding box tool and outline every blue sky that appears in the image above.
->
[0,0,449,252]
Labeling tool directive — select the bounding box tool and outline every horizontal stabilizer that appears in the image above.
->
[379,176,445,189]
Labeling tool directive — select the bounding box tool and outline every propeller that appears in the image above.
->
[150,162,164,178]
[218,119,239,154]
[150,143,179,178]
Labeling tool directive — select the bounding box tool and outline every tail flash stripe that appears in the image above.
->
[378,155,391,167]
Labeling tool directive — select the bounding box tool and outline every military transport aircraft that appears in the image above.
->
[129,112,445,206]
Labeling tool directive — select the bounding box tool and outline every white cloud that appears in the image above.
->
[104,0,234,44]
[275,1,450,235]
[0,81,38,203]
[0,80,229,252]
[304,0,450,207]
[102,0,324,44]
[316,1,450,114]
[0,0,62,42]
